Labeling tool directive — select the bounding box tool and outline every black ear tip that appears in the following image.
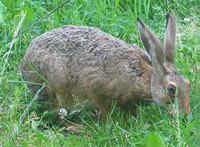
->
[166,12,175,19]
[137,17,141,22]
[137,18,145,28]
[166,13,170,18]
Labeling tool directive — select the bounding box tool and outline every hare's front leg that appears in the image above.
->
[119,101,138,116]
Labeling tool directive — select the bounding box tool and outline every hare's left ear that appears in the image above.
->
[137,18,165,80]
[164,13,176,63]
[137,18,164,66]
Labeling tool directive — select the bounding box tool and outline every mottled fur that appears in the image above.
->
[20,13,190,118]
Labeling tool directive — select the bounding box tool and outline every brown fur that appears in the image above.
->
[20,13,190,118]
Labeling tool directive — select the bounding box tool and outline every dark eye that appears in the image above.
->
[166,82,177,96]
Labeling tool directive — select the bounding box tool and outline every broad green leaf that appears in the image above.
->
[144,133,166,147]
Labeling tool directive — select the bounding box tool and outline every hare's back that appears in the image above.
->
[28,26,143,55]
[25,26,150,73]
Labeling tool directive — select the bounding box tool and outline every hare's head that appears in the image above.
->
[137,13,190,116]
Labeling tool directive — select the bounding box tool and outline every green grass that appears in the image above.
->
[0,0,200,146]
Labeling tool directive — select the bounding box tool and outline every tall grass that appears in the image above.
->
[0,0,200,146]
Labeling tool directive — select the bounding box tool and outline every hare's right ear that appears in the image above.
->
[137,18,164,74]
[164,13,176,63]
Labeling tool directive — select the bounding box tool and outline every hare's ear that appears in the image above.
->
[137,18,164,71]
[164,13,176,63]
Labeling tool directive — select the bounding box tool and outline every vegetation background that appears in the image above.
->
[0,0,199,146]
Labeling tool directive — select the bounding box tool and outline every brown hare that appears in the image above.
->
[20,13,190,120]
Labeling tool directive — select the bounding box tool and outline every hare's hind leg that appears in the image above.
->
[90,95,109,120]
[50,92,84,132]
[20,65,58,109]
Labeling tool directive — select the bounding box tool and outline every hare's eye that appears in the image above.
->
[166,82,177,96]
